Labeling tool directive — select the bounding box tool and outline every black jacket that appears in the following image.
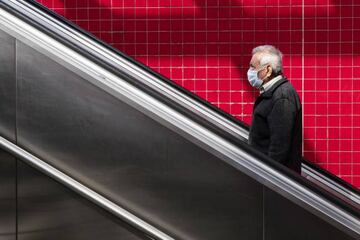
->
[248,77,302,173]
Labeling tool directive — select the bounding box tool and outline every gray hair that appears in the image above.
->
[252,45,283,74]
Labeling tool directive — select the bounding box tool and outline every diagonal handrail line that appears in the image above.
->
[0,136,174,240]
[5,0,359,201]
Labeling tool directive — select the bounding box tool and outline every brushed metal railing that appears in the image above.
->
[0,136,174,240]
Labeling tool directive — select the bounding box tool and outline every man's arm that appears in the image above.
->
[267,98,297,164]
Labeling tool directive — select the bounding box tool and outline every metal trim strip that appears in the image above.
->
[0,136,174,240]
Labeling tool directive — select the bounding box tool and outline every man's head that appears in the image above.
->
[247,45,283,88]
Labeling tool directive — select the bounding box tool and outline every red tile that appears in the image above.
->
[328,140,339,151]
[316,140,328,151]
[304,116,315,127]
[304,91,315,102]
[195,80,207,91]
[353,177,360,188]
[340,116,352,127]
[316,152,328,162]
[340,140,352,152]
[231,104,243,115]
[354,163,360,175]
[328,104,340,115]
[219,80,231,91]
[207,91,218,102]
[242,116,253,125]
[219,92,230,102]
[340,164,352,175]
[207,68,218,78]
[328,152,340,164]
[231,91,242,102]
[207,80,218,91]
[316,128,327,139]
[328,128,340,139]
[327,164,340,175]
[304,127,315,138]
[304,103,315,114]
[316,116,327,127]
[328,80,340,91]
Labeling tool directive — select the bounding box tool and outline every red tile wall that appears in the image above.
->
[36,0,360,188]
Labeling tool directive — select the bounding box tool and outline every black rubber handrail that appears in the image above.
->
[4,0,249,149]
[22,0,248,131]
[302,159,359,194]
[241,124,360,195]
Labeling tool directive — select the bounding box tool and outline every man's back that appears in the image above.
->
[249,77,302,173]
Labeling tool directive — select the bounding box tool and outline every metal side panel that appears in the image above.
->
[0,151,16,240]
[0,28,16,141]
[15,39,264,239]
[263,187,356,240]
[0,28,16,240]
[17,161,148,240]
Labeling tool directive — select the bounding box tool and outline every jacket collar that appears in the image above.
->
[259,77,288,98]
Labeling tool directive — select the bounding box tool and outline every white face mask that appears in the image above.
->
[247,66,266,89]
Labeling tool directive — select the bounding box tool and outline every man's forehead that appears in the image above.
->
[250,52,262,65]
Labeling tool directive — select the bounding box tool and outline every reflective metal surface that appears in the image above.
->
[0,28,15,141]
[0,135,173,240]
[2,0,250,141]
[17,161,148,240]
[0,151,16,240]
[15,41,264,240]
[0,28,16,240]
[302,163,360,206]
[264,187,357,240]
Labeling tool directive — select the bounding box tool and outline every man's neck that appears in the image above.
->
[260,75,283,94]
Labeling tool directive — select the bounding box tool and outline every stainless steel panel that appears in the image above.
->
[0,135,172,240]
[17,161,148,240]
[0,28,16,141]
[0,151,16,240]
[0,28,16,240]
[16,41,263,239]
[264,187,356,240]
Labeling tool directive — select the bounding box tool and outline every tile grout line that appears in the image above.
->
[301,0,305,157]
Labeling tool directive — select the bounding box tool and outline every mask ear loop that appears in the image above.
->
[257,64,270,81]
[265,65,272,79]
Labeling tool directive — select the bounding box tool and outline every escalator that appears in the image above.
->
[0,0,358,239]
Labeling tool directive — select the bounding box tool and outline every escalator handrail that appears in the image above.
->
[302,159,360,205]
[0,136,174,240]
[241,124,360,199]
[0,0,359,237]
[15,0,250,142]
[13,0,360,200]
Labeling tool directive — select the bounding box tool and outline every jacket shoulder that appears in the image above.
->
[272,81,298,101]
[272,81,302,111]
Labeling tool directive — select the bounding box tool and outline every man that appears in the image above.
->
[247,45,302,173]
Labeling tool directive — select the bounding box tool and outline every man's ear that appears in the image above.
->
[266,65,272,78]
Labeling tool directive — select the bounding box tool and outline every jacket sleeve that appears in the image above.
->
[267,98,297,164]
